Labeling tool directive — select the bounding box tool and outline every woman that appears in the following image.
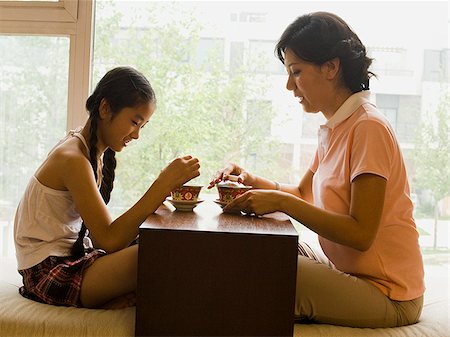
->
[14,66,200,308]
[209,12,424,328]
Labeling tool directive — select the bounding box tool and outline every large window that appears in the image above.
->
[1,1,449,278]
[92,0,449,217]
[0,35,69,256]
[91,2,450,278]
[0,0,92,258]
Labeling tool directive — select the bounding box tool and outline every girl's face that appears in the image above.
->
[98,101,156,153]
[284,49,329,115]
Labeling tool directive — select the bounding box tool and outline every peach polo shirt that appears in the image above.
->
[310,91,425,301]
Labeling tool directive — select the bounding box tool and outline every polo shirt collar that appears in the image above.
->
[325,91,372,129]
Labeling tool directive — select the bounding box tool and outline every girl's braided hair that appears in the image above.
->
[71,66,156,257]
[275,12,375,93]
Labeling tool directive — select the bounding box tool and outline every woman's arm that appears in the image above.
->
[227,172,386,252]
[283,173,386,251]
[208,163,312,201]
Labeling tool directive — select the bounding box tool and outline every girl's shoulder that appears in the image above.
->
[50,137,91,167]
[35,137,92,191]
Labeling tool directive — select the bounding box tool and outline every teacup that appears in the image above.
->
[171,185,203,201]
[216,179,252,204]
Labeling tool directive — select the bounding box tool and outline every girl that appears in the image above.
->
[209,12,424,328]
[14,66,200,308]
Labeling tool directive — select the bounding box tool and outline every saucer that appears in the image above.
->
[213,199,241,214]
[213,199,228,208]
[166,197,204,211]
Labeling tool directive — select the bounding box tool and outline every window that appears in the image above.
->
[423,49,450,82]
[248,40,285,74]
[369,47,413,77]
[230,11,267,23]
[0,35,69,256]
[376,93,422,144]
[230,41,245,73]
[90,2,450,287]
[377,94,400,130]
[193,38,225,69]
[2,1,449,287]
[382,107,398,130]
[0,0,92,258]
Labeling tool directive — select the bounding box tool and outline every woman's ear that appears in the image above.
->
[322,57,341,80]
[99,98,111,120]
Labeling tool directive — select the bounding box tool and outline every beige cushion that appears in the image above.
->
[1,257,448,337]
[0,281,135,337]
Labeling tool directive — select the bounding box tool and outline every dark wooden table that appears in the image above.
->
[135,196,298,337]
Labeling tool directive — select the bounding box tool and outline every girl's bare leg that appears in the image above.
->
[80,245,138,308]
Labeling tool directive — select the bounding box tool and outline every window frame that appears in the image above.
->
[0,0,94,130]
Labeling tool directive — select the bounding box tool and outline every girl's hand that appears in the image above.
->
[158,155,201,192]
[207,163,254,189]
[222,189,284,216]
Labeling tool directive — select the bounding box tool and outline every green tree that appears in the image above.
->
[413,91,450,249]
[93,1,284,213]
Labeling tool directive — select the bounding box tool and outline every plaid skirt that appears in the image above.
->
[19,249,106,307]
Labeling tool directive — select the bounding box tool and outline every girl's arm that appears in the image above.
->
[65,153,200,253]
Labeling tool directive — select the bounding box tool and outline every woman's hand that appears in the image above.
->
[158,155,201,193]
[223,189,285,216]
[207,162,255,189]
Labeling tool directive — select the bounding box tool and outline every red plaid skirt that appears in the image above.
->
[19,250,106,307]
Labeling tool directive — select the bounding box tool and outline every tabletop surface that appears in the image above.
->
[141,194,298,236]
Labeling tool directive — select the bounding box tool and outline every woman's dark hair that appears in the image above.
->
[275,11,375,93]
[71,66,156,257]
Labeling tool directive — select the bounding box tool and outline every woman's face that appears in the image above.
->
[284,49,328,114]
[98,101,156,153]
